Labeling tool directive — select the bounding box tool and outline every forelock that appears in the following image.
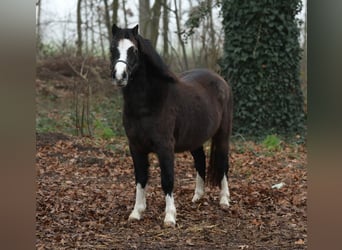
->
[112,29,138,47]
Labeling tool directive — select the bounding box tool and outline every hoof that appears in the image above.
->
[192,174,205,203]
[164,219,176,228]
[220,203,230,211]
[164,194,176,227]
[164,211,176,228]
[191,193,203,203]
[128,210,142,221]
[219,196,230,210]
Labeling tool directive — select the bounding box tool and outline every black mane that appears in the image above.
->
[136,35,177,83]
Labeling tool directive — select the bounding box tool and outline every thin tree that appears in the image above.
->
[174,0,188,70]
[90,0,95,53]
[84,0,89,54]
[104,0,119,41]
[104,0,112,41]
[187,0,196,67]
[97,5,106,59]
[301,3,307,113]
[36,0,42,56]
[150,0,162,47]
[76,0,83,56]
[122,0,128,27]
[162,0,169,59]
[112,0,119,26]
[207,0,217,69]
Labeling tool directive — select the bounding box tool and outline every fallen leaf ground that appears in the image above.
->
[36,132,307,249]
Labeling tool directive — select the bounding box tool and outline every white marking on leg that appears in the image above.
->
[128,183,146,221]
[164,194,176,227]
[220,175,230,208]
[192,173,205,202]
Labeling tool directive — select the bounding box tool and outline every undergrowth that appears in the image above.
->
[36,91,125,138]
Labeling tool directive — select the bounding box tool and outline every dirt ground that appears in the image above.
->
[36,132,307,249]
[36,56,307,249]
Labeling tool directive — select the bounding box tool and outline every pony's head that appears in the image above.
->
[110,24,139,87]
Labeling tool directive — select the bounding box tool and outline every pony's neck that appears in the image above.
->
[136,35,177,84]
[122,39,177,117]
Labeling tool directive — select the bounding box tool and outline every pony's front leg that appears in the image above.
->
[191,147,206,202]
[157,151,177,227]
[128,149,149,221]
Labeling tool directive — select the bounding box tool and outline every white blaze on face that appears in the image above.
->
[115,39,135,81]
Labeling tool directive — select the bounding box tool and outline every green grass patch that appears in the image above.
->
[262,134,282,151]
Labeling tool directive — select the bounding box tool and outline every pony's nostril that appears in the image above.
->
[122,71,127,79]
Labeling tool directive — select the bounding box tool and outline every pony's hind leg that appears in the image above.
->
[128,149,149,221]
[220,172,230,209]
[208,133,231,209]
[190,146,206,202]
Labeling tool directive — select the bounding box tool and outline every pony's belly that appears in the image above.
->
[174,144,200,153]
[174,134,210,152]
[173,118,219,152]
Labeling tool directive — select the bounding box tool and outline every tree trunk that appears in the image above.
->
[301,3,307,113]
[150,0,162,47]
[174,0,188,70]
[139,0,150,37]
[84,0,89,54]
[162,0,169,58]
[36,0,42,56]
[122,0,128,27]
[104,0,112,41]
[208,0,216,69]
[221,0,305,135]
[98,12,106,60]
[188,0,196,68]
[90,0,95,54]
[112,0,119,27]
[76,0,83,56]
[139,0,162,48]
[201,22,207,67]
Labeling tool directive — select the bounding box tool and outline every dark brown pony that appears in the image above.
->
[110,24,233,227]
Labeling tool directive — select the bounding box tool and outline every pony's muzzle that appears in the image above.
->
[112,70,128,87]
[112,77,128,87]
[112,60,129,87]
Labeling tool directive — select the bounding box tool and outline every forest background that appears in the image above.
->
[36,0,307,140]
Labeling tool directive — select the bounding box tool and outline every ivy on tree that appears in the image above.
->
[221,0,305,137]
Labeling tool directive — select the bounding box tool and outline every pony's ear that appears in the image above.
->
[112,24,120,36]
[132,24,139,36]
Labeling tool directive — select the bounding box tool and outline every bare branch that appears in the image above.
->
[67,58,89,81]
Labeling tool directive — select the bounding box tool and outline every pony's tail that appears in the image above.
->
[207,88,233,187]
